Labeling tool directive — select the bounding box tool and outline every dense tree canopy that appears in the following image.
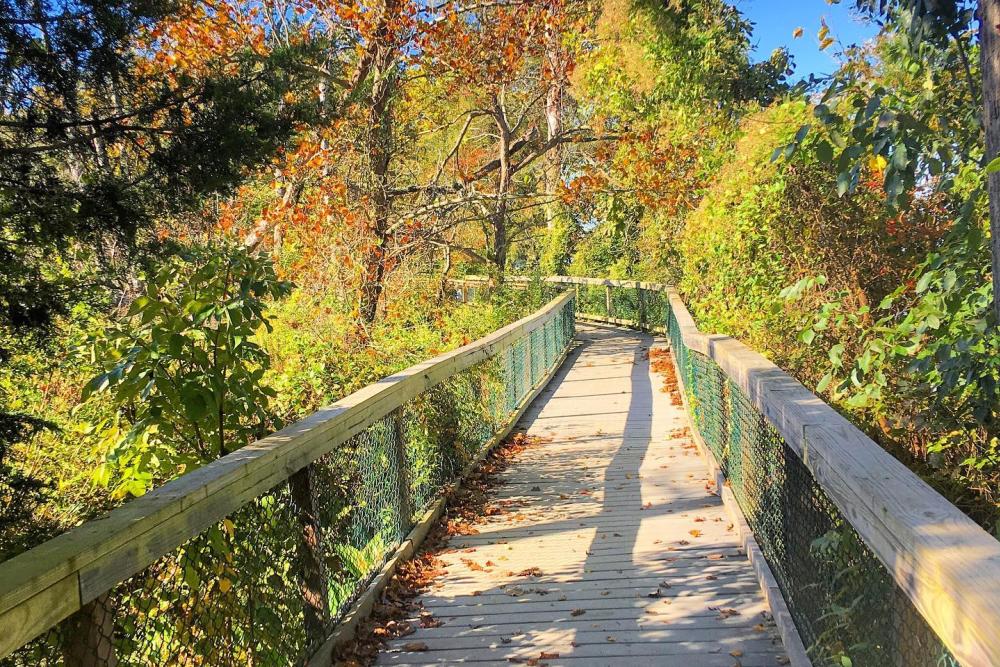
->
[4,1,1000,632]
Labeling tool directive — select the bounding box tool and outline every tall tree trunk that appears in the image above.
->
[980,0,1000,322]
[543,26,564,233]
[541,24,571,276]
[358,16,398,325]
[490,90,513,278]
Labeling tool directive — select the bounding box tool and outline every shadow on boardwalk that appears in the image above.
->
[375,323,786,666]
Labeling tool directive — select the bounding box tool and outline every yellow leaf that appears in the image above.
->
[819,37,835,51]
[219,578,232,593]
[223,518,236,537]
[792,27,803,39]
[869,155,888,172]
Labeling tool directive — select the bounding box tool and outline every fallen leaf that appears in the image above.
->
[689,529,703,537]
[571,608,586,617]
[730,650,744,657]
[402,642,429,652]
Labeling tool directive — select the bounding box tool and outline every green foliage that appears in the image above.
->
[568,204,642,279]
[786,212,1000,528]
[760,10,1000,529]
[79,246,293,498]
[775,16,980,210]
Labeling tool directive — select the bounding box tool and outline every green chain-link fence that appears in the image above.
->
[663,294,957,667]
[2,294,576,667]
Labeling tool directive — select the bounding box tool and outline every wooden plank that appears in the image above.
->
[668,349,811,667]
[0,292,574,659]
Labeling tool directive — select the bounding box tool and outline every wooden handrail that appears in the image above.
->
[663,286,1000,666]
[0,290,574,658]
[450,274,671,290]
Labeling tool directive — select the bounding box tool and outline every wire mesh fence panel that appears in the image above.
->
[575,284,607,317]
[639,288,666,329]
[609,287,639,322]
[2,294,576,667]
[663,300,958,667]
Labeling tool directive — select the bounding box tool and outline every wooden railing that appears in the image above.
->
[532,276,999,667]
[451,275,669,330]
[0,291,576,665]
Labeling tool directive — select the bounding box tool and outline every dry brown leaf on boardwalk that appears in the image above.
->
[570,608,586,616]
[332,432,538,666]
[401,642,429,652]
[689,529,703,537]
[418,613,442,628]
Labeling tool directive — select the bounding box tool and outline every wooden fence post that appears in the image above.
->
[390,413,413,535]
[525,331,534,389]
[637,285,645,329]
[62,593,117,667]
[605,285,613,319]
[288,465,330,645]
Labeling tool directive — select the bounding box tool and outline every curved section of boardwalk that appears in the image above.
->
[377,323,788,666]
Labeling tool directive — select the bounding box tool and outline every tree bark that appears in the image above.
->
[980,0,1000,322]
[489,90,513,278]
[357,9,399,325]
[543,34,564,233]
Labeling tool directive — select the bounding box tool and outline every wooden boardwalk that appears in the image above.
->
[377,323,788,666]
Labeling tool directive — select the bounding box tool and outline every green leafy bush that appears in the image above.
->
[79,246,293,498]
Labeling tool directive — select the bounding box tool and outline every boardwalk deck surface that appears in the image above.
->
[377,323,788,666]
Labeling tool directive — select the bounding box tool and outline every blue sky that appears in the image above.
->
[735,0,880,80]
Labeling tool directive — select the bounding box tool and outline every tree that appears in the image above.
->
[0,0,304,523]
[566,0,788,279]
[80,247,292,498]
